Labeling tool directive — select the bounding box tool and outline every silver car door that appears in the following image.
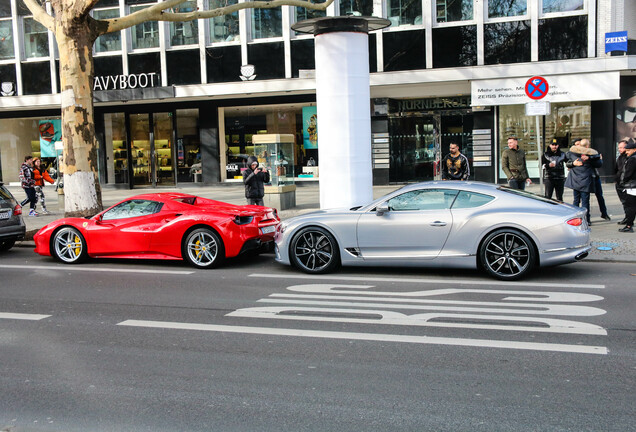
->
[356,188,457,260]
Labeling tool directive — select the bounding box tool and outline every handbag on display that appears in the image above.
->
[307,157,316,167]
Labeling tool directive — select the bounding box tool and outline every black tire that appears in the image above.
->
[51,227,88,264]
[289,226,340,274]
[182,228,224,269]
[479,229,536,280]
[0,239,16,252]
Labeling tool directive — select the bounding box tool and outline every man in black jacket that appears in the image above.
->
[615,139,629,225]
[541,139,566,201]
[565,143,602,225]
[242,155,270,206]
[618,140,636,233]
[441,142,470,181]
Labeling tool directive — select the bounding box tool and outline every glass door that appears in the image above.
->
[389,114,440,183]
[130,113,151,186]
[153,112,175,186]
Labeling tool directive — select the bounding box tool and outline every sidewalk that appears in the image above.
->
[8,182,636,263]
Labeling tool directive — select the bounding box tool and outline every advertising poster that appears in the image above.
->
[39,119,62,157]
[617,78,636,143]
[302,106,318,150]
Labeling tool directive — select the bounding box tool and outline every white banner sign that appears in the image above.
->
[471,72,620,106]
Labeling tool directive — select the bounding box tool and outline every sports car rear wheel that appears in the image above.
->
[479,229,535,280]
[52,227,88,264]
[290,227,340,274]
[183,228,224,269]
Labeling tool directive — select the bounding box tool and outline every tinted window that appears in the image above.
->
[167,50,201,85]
[387,189,459,211]
[383,29,426,72]
[95,55,123,78]
[538,16,587,61]
[247,42,284,80]
[128,52,160,76]
[452,191,494,209]
[22,62,51,95]
[102,200,164,220]
[291,39,315,78]
[489,0,527,17]
[484,21,530,65]
[433,26,477,68]
[207,45,242,83]
[499,187,558,205]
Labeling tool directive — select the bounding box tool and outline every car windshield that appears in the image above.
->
[498,186,559,205]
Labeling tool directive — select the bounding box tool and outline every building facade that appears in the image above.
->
[0,0,635,188]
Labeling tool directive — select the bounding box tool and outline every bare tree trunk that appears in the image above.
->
[56,19,103,217]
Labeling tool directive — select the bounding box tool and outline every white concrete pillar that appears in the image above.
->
[293,17,389,209]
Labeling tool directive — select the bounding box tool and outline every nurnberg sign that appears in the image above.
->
[93,72,159,91]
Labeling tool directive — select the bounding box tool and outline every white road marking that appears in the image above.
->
[258,298,606,316]
[249,273,605,289]
[117,319,607,355]
[227,307,607,335]
[0,312,51,320]
[0,264,194,275]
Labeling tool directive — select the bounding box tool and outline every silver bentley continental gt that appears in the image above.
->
[274,182,591,280]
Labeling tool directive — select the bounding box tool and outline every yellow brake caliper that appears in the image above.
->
[74,235,81,256]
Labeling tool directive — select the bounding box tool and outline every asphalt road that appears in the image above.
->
[0,248,634,432]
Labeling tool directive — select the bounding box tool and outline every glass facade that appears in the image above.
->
[383,30,426,72]
[538,16,587,61]
[543,0,584,13]
[436,0,473,22]
[209,0,240,43]
[23,17,49,59]
[432,26,477,68]
[488,0,527,17]
[387,0,422,26]
[94,8,121,53]
[170,1,198,46]
[484,21,531,65]
[339,0,373,16]
[0,19,14,60]
[251,7,282,39]
[130,5,160,50]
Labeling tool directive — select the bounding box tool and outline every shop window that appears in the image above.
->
[167,50,201,85]
[170,1,198,46]
[539,16,587,61]
[251,7,282,39]
[94,8,122,53]
[23,17,49,59]
[543,0,584,13]
[383,29,426,72]
[387,0,422,26]
[105,113,128,185]
[176,109,201,183]
[209,0,240,43]
[22,61,51,95]
[436,0,473,23]
[247,42,284,80]
[128,52,160,76]
[94,56,123,78]
[432,26,477,68]
[0,3,11,17]
[484,21,530,65]
[0,64,17,96]
[488,0,527,17]
[0,19,14,60]
[206,45,242,83]
[130,5,160,50]
[339,0,372,16]
[291,39,315,78]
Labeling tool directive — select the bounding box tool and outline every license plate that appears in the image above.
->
[0,211,11,220]
[260,225,276,234]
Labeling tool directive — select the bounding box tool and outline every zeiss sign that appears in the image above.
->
[605,31,628,53]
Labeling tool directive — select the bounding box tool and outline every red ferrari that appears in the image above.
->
[33,193,280,268]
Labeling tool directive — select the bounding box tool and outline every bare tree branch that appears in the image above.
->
[23,0,54,31]
[105,0,333,34]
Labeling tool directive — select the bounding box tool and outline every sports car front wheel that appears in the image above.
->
[289,227,340,274]
[479,229,536,280]
[183,228,224,269]
[52,227,88,264]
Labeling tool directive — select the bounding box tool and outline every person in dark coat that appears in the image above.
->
[615,139,629,225]
[565,143,603,224]
[541,139,566,201]
[242,155,269,206]
[501,137,531,190]
[441,142,470,181]
[581,138,610,220]
[618,140,636,233]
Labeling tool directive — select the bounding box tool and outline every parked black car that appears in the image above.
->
[0,183,26,251]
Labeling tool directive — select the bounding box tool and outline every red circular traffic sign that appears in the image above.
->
[525,76,549,100]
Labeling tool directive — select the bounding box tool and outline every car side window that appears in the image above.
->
[387,189,459,211]
[451,191,495,209]
[102,200,163,221]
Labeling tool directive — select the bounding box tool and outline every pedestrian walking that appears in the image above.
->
[19,155,38,216]
[242,155,269,206]
[615,139,629,225]
[501,137,531,190]
[441,142,470,181]
[618,140,636,233]
[541,139,566,201]
[565,141,602,225]
[581,138,610,220]
[33,157,54,214]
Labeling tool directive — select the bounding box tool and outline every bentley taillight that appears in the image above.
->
[567,217,583,226]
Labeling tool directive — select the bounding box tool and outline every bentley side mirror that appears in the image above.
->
[376,204,389,216]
